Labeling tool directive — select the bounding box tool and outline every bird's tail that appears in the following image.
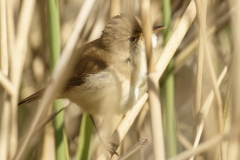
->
[18,89,44,106]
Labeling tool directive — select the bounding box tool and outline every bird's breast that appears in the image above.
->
[64,50,147,116]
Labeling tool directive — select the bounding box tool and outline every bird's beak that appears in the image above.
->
[152,25,166,33]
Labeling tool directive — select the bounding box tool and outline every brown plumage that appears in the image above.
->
[19,14,164,117]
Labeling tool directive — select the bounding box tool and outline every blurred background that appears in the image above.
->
[0,0,235,159]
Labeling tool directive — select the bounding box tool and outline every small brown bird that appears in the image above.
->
[19,14,164,118]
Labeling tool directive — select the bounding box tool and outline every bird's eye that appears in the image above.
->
[127,36,137,43]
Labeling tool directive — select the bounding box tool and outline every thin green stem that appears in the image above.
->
[47,0,68,159]
[76,114,93,160]
[162,0,177,158]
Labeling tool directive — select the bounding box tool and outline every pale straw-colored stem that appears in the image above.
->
[193,1,224,160]
[227,0,240,159]
[203,38,223,127]
[196,0,223,134]
[0,2,9,159]
[190,66,227,160]
[148,73,166,159]
[110,93,148,146]
[119,137,148,160]
[0,101,10,160]
[97,93,148,160]
[0,0,8,76]
[0,71,15,96]
[8,0,37,158]
[141,0,154,72]
[155,0,197,79]
[193,0,207,116]
[150,2,197,156]
[174,7,230,73]
[110,0,121,18]
[141,0,165,160]
[177,132,192,150]
[0,0,16,159]
[141,0,165,159]
[168,131,229,160]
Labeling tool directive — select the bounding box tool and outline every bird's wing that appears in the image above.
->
[63,39,108,91]
[18,39,108,106]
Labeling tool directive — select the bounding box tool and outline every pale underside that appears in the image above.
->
[63,34,157,117]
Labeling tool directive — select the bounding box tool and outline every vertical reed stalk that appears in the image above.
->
[47,0,68,159]
[162,0,177,158]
